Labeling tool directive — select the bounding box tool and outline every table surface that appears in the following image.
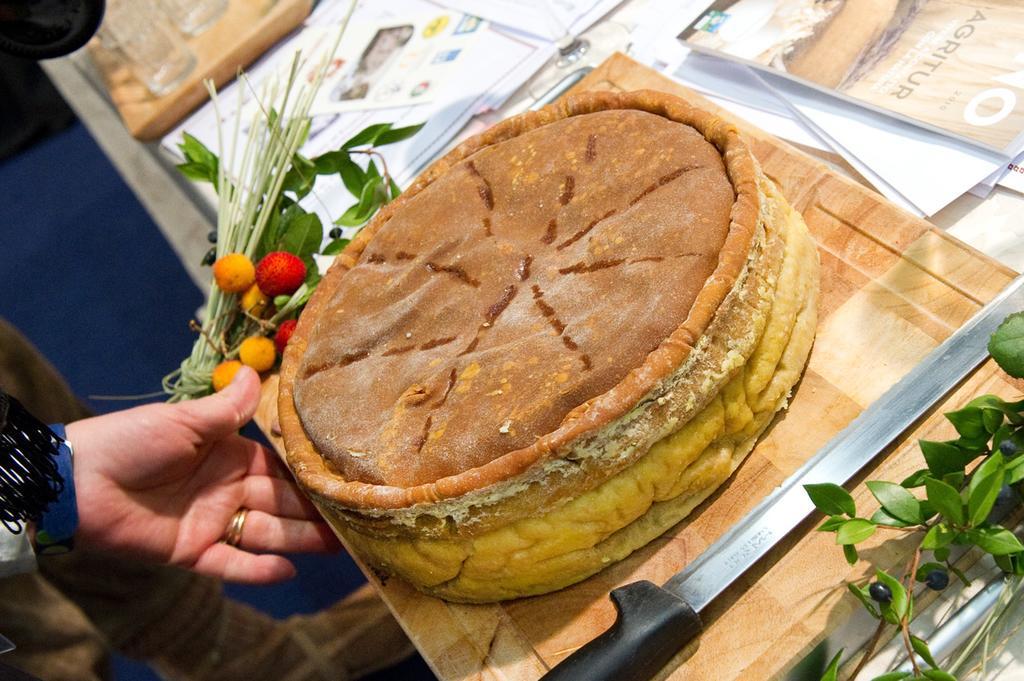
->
[44,2,1024,678]
[43,1,1024,287]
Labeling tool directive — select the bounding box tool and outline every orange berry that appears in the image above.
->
[240,284,270,316]
[212,253,256,293]
[238,336,276,372]
[211,360,242,392]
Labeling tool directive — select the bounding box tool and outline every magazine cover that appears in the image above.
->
[679,0,1024,153]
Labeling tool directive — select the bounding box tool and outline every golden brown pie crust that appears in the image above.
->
[280,90,762,512]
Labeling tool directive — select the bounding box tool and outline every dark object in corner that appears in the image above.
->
[0,0,105,60]
[0,390,65,533]
[0,53,76,159]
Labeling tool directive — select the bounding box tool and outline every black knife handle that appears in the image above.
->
[540,580,703,681]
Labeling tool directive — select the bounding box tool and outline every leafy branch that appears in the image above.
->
[808,313,1024,680]
[163,35,423,400]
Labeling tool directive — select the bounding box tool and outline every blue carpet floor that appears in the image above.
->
[0,122,434,680]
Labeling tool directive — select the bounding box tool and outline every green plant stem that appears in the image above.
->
[849,619,888,680]
[901,546,924,676]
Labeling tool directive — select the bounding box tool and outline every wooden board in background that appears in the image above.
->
[88,0,311,141]
[255,53,1019,680]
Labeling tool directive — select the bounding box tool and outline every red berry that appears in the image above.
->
[275,319,298,355]
[255,251,307,297]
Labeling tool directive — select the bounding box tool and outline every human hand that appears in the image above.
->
[66,366,339,583]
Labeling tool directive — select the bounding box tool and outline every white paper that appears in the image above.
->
[757,69,1008,217]
[1000,157,1024,194]
[668,50,1007,217]
[668,51,829,152]
[658,51,922,212]
[987,149,1024,196]
[433,0,621,41]
[163,0,552,232]
[308,12,487,115]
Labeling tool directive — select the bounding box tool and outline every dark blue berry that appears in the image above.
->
[207,230,218,243]
[201,247,216,266]
[925,569,949,591]
[999,439,1020,456]
[329,227,343,239]
[869,582,892,603]
[993,485,1017,514]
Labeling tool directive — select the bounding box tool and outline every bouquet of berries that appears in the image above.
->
[162,13,421,401]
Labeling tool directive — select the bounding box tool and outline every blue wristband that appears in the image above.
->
[35,424,78,555]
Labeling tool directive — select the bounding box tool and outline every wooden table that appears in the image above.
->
[255,54,1023,680]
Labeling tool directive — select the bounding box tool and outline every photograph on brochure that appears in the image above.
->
[309,11,485,115]
[678,0,1024,153]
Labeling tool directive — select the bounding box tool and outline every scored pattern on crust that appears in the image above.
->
[279,90,762,510]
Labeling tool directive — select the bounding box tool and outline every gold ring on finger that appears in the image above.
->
[221,508,249,547]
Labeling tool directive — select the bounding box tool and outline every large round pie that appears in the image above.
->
[280,90,819,602]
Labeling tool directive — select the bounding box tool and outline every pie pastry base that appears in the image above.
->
[319,177,818,602]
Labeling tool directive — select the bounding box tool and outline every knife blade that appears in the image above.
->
[541,274,1024,681]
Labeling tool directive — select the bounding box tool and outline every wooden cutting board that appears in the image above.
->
[255,53,1020,680]
[88,0,311,141]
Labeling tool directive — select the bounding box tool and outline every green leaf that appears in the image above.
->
[843,543,858,565]
[871,508,912,528]
[342,123,393,149]
[910,635,938,668]
[934,546,951,562]
[989,311,1024,378]
[365,158,381,182]
[282,153,316,199]
[817,515,847,532]
[335,175,384,227]
[804,483,856,517]
[901,468,931,488]
[311,150,348,174]
[967,526,1024,555]
[871,673,912,681]
[1007,454,1024,485]
[836,519,876,545]
[374,122,425,146]
[847,582,879,617]
[820,649,843,681]
[335,203,364,227]
[946,407,987,442]
[967,452,1004,525]
[875,569,909,623]
[179,132,217,168]
[919,440,975,478]
[388,175,402,200]
[982,408,1004,434]
[280,212,323,259]
[924,477,966,526]
[176,161,216,184]
[303,257,321,288]
[915,562,947,582]
[261,201,299,255]
[337,156,366,198]
[867,481,922,524]
[941,471,965,489]
[922,670,957,681]
[922,524,955,550]
[321,238,350,256]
